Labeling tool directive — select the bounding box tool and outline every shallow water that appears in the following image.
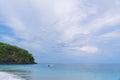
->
[0,64,120,80]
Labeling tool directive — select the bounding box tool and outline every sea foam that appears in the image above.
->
[0,71,24,80]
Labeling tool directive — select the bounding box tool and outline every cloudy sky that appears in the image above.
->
[0,0,120,63]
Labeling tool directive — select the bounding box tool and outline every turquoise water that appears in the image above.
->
[0,64,120,80]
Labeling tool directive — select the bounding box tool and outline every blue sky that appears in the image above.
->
[0,0,120,63]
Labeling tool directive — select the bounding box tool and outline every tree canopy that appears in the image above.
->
[0,42,35,64]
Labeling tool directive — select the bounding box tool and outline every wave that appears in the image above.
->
[0,71,24,80]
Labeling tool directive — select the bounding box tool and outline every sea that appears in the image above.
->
[0,64,120,80]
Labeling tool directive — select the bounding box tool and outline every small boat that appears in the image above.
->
[47,64,53,67]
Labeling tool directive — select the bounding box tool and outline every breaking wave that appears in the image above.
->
[0,71,24,80]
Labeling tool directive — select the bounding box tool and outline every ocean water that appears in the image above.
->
[0,64,120,80]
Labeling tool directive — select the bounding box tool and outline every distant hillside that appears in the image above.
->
[0,42,35,64]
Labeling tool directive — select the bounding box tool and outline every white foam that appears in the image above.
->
[0,72,24,80]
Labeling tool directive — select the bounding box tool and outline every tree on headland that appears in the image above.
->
[0,42,36,64]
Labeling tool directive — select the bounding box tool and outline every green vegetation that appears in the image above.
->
[0,42,35,64]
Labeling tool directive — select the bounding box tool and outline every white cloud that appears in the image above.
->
[58,27,89,43]
[86,12,120,33]
[115,0,120,5]
[54,0,120,45]
[54,0,96,43]
[71,45,99,53]
[0,0,120,58]
[98,30,120,41]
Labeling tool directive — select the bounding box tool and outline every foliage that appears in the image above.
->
[0,42,35,64]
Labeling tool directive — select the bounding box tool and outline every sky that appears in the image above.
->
[0,0,120,63]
